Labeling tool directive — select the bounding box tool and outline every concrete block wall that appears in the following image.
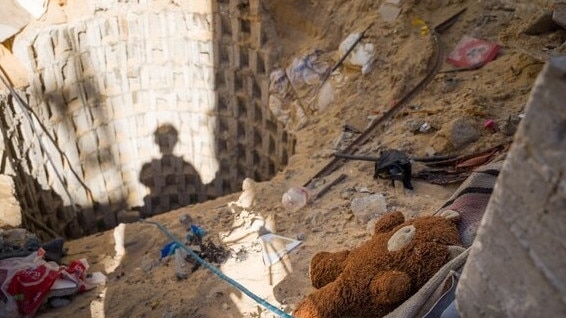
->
[0,0,294,239]
[456,57,566,316]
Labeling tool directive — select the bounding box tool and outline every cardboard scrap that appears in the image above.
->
[258,233,302,266]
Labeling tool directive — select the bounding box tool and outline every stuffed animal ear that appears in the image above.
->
[387,225,416,252]
[374,211,406,234]
[439,209,460,223]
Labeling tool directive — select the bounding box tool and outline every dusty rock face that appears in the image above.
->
[457,57,566,317]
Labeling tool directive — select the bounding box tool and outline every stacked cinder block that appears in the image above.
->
[213,0,294,192]
[0,0,294,239]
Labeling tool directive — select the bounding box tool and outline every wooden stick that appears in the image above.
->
[22,210,62,239]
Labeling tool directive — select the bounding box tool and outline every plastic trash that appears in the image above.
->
[258,233,302,266]
[338,33,376,75]
[268,51,330,129]
[0,249,98,317]
[0,251,59,317]
[287,51,329,88]
[317,81,335,112]
[269,69,289,95]
[85,272,107,287]
[268,70,293,126]
[282,187,311,211]
[447,36,500,68]
[419,122,431,133]
[160,242,179,259]
[188,224,206,245]
[174,248,189,280]
[180,214,192,228]
[351,194,388,224]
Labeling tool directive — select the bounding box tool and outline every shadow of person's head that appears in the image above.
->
[154,124,178,155]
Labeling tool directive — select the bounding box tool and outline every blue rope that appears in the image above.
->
[141,219,293,318]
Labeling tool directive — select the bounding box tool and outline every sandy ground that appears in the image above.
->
[35,0,555,317]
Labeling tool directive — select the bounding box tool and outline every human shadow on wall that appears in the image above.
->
[138,124,205,217]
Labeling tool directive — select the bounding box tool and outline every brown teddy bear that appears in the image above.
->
[294,211,462,318]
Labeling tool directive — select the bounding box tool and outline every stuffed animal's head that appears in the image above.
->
[379,210,461,253]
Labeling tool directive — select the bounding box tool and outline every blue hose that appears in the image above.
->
[141,219,293,318]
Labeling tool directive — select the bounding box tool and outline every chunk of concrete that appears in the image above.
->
[350,194,387,224]
[523,10,559,35]
[552,3,566,30]
[456,56,566,317]
[0,0,32,42]
[379,3,401,22]
[448,118,479,149]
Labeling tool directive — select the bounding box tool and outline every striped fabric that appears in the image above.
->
[386,160,503,317]
[434,160,503,247]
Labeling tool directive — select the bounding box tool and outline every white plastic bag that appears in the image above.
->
[338,33,376,74]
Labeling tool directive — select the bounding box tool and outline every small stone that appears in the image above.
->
[180,214,193,228]
[340,191,351,200]
[425,146,437,157]
[379,3,401,22]
[151,300,159,310]
[406,120,425,133]
[5,228,27,241]
[523,10,559,35]
[49,297,71,308]
[350,194,387,224]
[296,233,305,240]
[449,118,480,149]
[419,122,431,133]
[116,210,141,224]
[355,186,372,193]
[552,4,566,30]
[176,272,188,280]
[500,116,520,137]
[429,134,451,153]
[366,218,378,234]
[441,78,459,94]
[127,268,145,284]
[430,119,443,130]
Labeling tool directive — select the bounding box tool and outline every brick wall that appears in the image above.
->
[0,0,294,239]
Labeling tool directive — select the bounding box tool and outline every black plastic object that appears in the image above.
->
[374,150,414,190]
